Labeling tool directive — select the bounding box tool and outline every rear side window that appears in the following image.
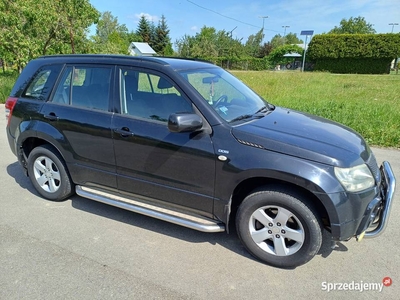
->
[52,66,112,111]
[22,65,61,101]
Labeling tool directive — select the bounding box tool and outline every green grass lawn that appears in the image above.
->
[1,69,399,147]
[232,71,400,148]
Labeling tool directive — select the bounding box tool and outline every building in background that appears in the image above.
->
[128,42,157,56]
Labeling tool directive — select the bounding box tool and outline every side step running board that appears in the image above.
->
[76,186,225,233]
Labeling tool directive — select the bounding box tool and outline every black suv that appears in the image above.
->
[5,55,395,268]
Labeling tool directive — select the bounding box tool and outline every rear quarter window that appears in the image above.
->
[22,64,61,101]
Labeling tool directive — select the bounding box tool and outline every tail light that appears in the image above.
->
[5,97,18,127]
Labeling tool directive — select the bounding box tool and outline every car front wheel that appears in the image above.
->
[27,145,74,201]
[236,187,322,268]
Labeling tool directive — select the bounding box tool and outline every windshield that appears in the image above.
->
[179,67,270,123]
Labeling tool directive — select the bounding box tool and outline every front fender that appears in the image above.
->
[214,146,344,226]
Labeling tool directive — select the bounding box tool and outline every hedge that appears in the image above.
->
[200,57,272,71]
[307,34,400,74]
[313,58,391,74]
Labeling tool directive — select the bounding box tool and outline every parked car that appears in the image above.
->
[5,55,395,268]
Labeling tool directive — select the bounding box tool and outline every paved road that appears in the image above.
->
[1,105,399,299]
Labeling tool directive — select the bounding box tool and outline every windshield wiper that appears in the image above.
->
[254,104,275,114]
[229,113,264,124]
[254,106,268,114]
[229,105,273,124]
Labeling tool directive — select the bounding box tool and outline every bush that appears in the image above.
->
[0,71,18,103]
[267,44,304,65]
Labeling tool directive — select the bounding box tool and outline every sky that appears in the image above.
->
[88,0,400,45]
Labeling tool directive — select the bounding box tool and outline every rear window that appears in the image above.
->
[22,65,61,101]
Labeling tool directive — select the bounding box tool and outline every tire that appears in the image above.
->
[27,145,74,201]
[236,187,322,268]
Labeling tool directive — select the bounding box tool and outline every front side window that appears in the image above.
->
[120,68,193,122]
[179,67,268,123]
[52,66,112,111]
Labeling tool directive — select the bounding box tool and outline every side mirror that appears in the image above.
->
[168,113,203,133]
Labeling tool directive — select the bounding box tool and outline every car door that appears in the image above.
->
[112,67,216,215]
[39,64,117,188]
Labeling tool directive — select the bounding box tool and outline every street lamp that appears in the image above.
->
[389,23,399,33]
[282,25,290,44]
[282,25,290,37]
[259,16,268,29]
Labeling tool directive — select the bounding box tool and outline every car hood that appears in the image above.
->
[231,107,370,167]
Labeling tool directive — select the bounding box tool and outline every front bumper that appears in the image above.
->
[358,161,396,239]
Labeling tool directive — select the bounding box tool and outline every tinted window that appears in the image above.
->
[52,66,112,111]
[120,68,192,122]
[22,65,61,101]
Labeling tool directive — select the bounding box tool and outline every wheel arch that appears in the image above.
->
[228,177,332,232]
[17,119,68,170]
[19,137,66,171]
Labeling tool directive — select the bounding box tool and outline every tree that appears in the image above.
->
[191,26,218,58]
[92,11,141,54]
[153,15,172,55]
[328,16,376,34]
[175,26,244,59]
[61,0,100,54]
[215,30,244,58]
[271,33,303,49]
[124,31,143,44]
[96,11,125,44]
[259,42,274,57]
[244,29,264,57]
[284,33,303,45]
[136,15,154,45]
[0,0,99,70]
[175,34,195,57]
[270,34,285,49]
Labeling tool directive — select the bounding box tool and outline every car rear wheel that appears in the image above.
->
[27,145,74,201]
[236,187,322,268]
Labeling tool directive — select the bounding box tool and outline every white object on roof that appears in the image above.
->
[283,52,302,58]
[128,42,157,56]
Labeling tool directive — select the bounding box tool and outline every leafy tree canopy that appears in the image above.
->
[328,16,376,34]
[96,11,127,44]
[91,11,142,54]
[244,29,264,57]
[271,33,303,49]
[0,0,99,69]
[175,26,244,59]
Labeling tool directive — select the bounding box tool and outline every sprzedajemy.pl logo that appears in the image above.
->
[321,277,392,293]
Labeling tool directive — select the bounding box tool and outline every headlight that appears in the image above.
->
[334,164,375,192]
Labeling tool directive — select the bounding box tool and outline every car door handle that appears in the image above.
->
[114,127,135,137]
[43,113,59,121]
